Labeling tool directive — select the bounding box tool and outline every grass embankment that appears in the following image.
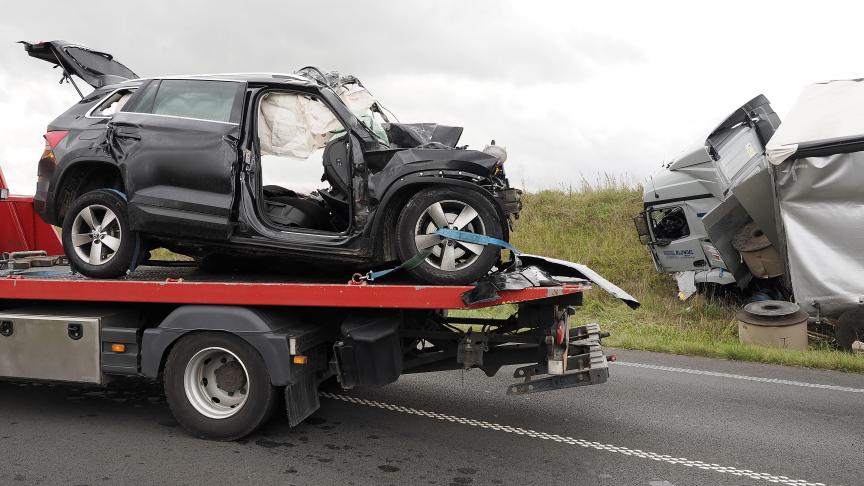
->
[504,182,864,372]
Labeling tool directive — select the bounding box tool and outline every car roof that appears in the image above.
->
[132,73,319,87]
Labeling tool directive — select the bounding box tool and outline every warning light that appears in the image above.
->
[111,343,126,353]
[292,355,308,365]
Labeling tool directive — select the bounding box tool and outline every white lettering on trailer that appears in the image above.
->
[613,361,864,393]
[321,392,825,486]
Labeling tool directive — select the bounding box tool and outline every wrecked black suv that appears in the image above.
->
[24,40,522,284]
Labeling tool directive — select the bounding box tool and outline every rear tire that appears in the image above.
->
[163,332,279,441]
[61,189,138,279]
[395,187,503,285]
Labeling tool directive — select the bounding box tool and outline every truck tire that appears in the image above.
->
[836,308,864,352]
[395,187,503,285]
[163,332,279,441]
[61,189,139,279]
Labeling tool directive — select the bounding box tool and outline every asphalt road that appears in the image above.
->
[0,349,861,486]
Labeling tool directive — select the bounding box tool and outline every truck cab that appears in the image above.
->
[635,95,781,292]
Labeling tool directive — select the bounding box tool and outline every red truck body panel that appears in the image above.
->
[0,167,64,256]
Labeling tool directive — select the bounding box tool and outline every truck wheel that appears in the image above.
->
[163,333,279,441]
[836,309,864,351]
[61,189,138,278]
[395,187,503,285]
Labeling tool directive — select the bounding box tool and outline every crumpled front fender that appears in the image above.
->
[462,254,640,309]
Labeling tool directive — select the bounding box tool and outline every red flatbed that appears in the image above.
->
[1,265,589,309]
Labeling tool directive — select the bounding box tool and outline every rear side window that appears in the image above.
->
[123,80,159,114]
[149,80,242,123]
[89,88,137,118]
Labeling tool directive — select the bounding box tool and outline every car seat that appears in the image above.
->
[320,135,351,225]
[262,185,334,231]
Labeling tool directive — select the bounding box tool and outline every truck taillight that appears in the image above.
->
[43,131,69,150]
[555,320,566,346]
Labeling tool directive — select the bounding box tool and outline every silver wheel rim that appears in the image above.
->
[70,204,122,266]
[183,347,250,419]
[413,199,486,271]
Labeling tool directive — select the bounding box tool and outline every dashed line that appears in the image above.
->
[321,392,825,486]
[613,361,864,393]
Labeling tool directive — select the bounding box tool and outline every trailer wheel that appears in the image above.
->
[163,333,278,441]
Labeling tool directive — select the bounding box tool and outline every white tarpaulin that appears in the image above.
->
[766,79,864,165]
[774,152,864,316]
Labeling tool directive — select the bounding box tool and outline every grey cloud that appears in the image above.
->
[0,0,644,85]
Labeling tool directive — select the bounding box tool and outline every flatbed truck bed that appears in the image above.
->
[0,264,588,309]
[0,168,634,440]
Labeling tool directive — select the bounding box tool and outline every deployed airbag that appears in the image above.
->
[258,93,342,159]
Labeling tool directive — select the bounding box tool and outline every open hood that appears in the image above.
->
[19,40,137,89]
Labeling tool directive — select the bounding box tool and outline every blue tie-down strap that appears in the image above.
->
[353,229,521,283]
[434,228,521,254]
[360,247,435,282]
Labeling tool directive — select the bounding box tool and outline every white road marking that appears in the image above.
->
[613,361,864,393]
[321,392,825,486]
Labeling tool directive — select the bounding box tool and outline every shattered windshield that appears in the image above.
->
[296,67,391,146]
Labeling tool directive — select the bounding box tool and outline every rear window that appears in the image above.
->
[65,47,136,79]
[148,80,242,123]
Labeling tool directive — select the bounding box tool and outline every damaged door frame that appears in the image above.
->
[237,85,368,245]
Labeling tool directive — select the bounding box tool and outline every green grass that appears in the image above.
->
[149,248,193,261]
[499,179,864,373]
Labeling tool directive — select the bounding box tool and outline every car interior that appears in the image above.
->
[257,92,352,233]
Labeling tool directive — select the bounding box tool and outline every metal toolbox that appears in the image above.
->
[0,308,133,384]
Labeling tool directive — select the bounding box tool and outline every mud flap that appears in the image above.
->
[285,372,320,427]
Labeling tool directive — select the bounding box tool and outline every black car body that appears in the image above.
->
[24,41,521,284]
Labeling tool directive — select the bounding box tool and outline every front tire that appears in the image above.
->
[395,187,504,285]
[61,189,138,278]
[163,332,279,441]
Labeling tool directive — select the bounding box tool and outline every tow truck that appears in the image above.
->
[0,166,636,440]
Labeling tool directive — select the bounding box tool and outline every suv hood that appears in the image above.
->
[20,40,137,89]
[385,123,464,148]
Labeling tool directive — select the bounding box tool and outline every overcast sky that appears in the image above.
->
[1,0,862,193]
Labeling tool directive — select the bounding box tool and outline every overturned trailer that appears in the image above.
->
[636,80,864,349]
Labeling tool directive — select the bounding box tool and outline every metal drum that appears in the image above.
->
[736,300,808,350]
